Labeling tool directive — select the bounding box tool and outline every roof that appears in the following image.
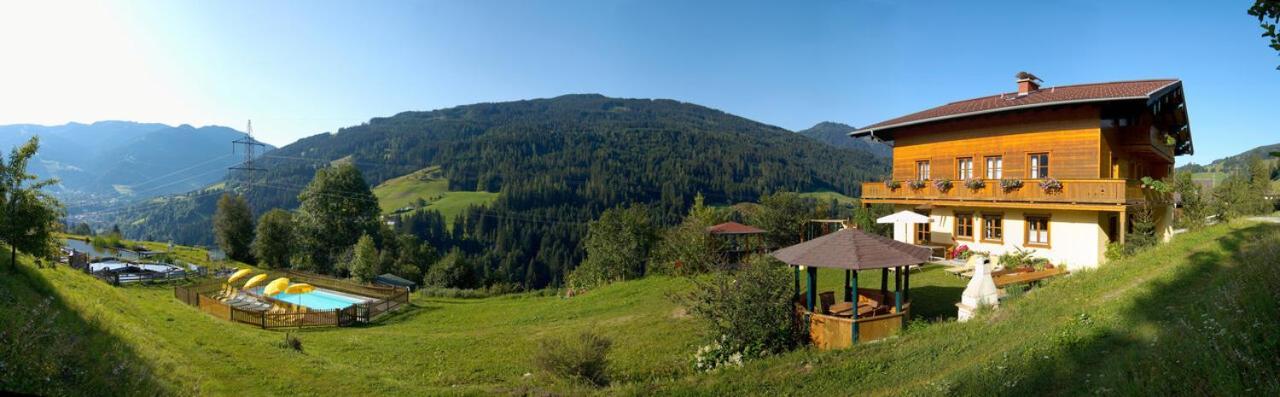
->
[770,228,930,270]
[707,221,766,235]
[375,273,417,287]
[852,79,1182,136]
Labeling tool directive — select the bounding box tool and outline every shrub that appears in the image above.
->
[532,331,612,386]
[997,247,1049,270]
[1105,241,1130,262]
[680,255,799,369]
[279,333,303,352]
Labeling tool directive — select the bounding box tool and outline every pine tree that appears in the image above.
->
[213,193,255,263]
[252,209,294,269]
[349,234,379,283]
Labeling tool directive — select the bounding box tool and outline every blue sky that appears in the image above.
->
[0,0,1275,164]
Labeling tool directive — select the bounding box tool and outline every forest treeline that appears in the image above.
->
[107,94,889,288]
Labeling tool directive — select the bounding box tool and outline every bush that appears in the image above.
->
[680,255,799,370]
[532,331,612,387]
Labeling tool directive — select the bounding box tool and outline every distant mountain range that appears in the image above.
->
[796,121,891,158]
[0,121,272,209]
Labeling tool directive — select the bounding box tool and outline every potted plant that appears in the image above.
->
[908,179,927,190]
[1039,177,1063,193]
[963,178,985,190]
[999,178,1023,192]
[884,180,901,190]
[933,178,953,192]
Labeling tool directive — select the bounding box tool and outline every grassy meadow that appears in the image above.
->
[3,221,1279,395]
[371,166,499,218]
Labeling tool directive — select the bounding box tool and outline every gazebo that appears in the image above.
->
[771,226,931,348]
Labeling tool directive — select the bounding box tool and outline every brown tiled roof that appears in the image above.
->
[707,221,766,235]
[770,228,930,270]
[853,79,1181,134]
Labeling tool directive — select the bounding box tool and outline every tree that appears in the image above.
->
[1171,171,1210,230]
[570,204,658,289]
[423,248,477,288]
[69,222,94,236]
[1246,157,1274,213]
[251,209,294,269]
[349,234,380,283]
[293,163,381,274]
[213,193,255,263]
[0,137,64,269]
[1249,0,1280,69]
[754,192,814,248]
[651,194,725,275]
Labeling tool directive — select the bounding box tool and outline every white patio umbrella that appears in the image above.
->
[876,210,931,244]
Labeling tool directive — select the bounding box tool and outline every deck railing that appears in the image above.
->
[861,179,1164,205]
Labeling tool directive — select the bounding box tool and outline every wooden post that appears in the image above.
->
[904,265,911,302]
[806,267,817,313]
[894,266,902,292]
[894,267,903,320]
[851,269,859,344]
[1118,209,1127,244]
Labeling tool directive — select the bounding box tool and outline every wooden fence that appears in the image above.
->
[174,273,406,329]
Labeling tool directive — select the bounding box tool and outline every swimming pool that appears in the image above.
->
[254,287,368,310]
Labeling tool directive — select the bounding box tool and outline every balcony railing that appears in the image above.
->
[861,179,1161,206]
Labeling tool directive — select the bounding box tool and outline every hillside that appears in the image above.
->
[3,221,1277,395]
[106,94,889,288]
[371,166,498,219]
[1178,142,1280,174]
[795,122,891,158]
[0,121,271,212]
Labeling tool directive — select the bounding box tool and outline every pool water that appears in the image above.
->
[257,287,366,310]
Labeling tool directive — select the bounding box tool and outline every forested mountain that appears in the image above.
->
[0,121,270,208]
[106,94,888,287]
[1177,142,1280,173]
[796,121,891,158]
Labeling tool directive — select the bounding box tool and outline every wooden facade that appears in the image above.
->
[855,78,1191,267]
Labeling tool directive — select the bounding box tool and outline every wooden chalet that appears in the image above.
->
[853,74,1192,269]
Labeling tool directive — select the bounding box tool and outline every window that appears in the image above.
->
[985,156,1003,179]
[956,157,973,180]
[954,213,974,240]
[1029,153,1049,179]
[915,210,931,243]
[916,160,931,180]
[1026,215,1050,247]
[982,213,1003,242]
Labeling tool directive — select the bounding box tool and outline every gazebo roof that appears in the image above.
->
[770,228,930,270]
[707,221,766,235]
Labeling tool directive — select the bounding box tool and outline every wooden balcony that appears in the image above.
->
[861,179,1163,211]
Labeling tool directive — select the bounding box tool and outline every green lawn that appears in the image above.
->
[371,166,498,219]
[5,221,1279,395]
[641,221,1280,395]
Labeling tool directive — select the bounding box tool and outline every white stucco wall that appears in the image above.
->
[894,205,1108,271]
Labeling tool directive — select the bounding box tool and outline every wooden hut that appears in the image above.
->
[706,221,767,265]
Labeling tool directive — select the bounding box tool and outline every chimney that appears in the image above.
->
[1015,71,1042,96]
